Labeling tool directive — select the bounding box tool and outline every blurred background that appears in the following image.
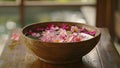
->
[0,0,120,55]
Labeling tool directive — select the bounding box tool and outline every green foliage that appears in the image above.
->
[28,35,39,40]
[0,0,16,1]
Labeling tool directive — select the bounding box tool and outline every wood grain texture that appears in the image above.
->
[0,28,120,68]
[96,0,115,40]
[96,29,120,68]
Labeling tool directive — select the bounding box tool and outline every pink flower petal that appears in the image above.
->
[11,33,20,41]
[46,23,55,30]
[62,24,69,30]
[88,31,96,36]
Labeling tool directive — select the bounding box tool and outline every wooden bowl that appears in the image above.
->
[21,21,101,64]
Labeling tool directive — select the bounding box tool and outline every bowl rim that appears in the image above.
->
[21,21,101,44]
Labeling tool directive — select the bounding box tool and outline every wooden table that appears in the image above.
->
[0,28,120,68]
